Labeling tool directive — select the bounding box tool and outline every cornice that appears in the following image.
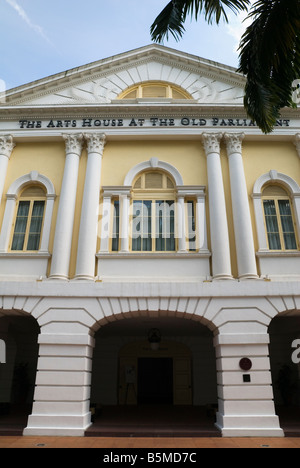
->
[3,46,246,106]
[0,102,252,120]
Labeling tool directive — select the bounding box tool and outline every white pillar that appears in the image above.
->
[0,135,15,205]
[177,195,187,252]
[50,133,83,280]
[39,194,56,253]
[99,193,112,253]
[224,133,258,279]
[24,332,94,437]
[202,133,232,279]
[196,194,208,251]
[294,133,300,159]
[120,192,130,252]
[75,133,106,280]
[214,331,284,437]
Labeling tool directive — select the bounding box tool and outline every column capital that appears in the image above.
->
[84,133,106,155]
[202,133,222,156]
[224,132,245,156]
[294,133,300,158]
[0,135,15,159]
[63,133,84,157]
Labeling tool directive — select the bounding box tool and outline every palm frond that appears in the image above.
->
[151,0,250,43]
[238,0,300,133]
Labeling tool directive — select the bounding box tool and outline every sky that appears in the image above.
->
[1,0,253,91]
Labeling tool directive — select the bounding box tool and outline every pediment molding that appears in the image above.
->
[3,45,246,107]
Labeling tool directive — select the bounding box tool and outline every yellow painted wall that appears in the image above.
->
[243,140,300,251]
[0,137,299,280]
[0,141,65,266]
[0,140,88,278]
[101,140,207,187]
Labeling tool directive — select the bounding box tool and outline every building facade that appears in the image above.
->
[0,45,299,437]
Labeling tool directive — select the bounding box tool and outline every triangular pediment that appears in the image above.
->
[3,44,246,107]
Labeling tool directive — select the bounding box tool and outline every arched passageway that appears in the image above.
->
[0,314,40,435]
[269,313,300,436]
[87,314,220,437]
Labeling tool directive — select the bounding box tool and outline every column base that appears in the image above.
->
[216,414,285,438]
[48,274,69,281]
[213,274,234,280]
[216,425,285,438]
[238,274,259,280]
[73,275,95,281]
[23,413,92,437]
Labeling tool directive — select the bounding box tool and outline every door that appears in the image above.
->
[173,357,192,405]
[137,358,173,404]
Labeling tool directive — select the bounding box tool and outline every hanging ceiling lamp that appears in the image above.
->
[147,328,161,351]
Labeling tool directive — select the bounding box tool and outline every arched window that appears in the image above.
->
[131,171,176,252]
[262,185,298,251]
[10,184,46,251]
[0,171,56,255]
[99,158,207,258]
[118,82,192,100]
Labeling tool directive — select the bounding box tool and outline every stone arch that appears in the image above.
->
[268,307,300,431]
[90,302,218,423]
[123,157,184,187]
[7,171,55,198]
[253,170,300,196]
[0,307,40,432]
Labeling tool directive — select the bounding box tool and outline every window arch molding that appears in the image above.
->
[252,170,300,252]
[0,171,56,253]
[124,157,184,187]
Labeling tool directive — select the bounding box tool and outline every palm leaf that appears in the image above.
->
[238,0,300,133]
[151,0,251,43]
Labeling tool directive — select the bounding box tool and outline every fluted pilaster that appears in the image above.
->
[50,133,83,280]
[75,133,106,280]
[224,133,258,279]
[202,133,232,279]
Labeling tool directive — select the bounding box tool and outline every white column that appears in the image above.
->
[39,194,56,253]
[202,133,232,279]
[224,133,258,279]
[177,195,187,252]
[196,194,208,251]
[99,193,112,253]
[294,133,300,159]
[24,332,94,437]
[120,192,130,252]
[0,135,15,205]
[0,194,17,252]
[214,331,284,437]
[50,133,83,280]
[75,133,106,280]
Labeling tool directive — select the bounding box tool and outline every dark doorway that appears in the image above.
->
[137,358,173,405]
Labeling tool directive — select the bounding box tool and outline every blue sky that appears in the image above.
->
[1,0,251,90]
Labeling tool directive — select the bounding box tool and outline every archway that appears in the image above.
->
[0,313,40,435]
[87,314,220,437]
[269,312,300,436]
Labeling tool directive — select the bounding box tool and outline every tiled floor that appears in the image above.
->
[0,435,300,448]
[1,404,300,447]
[85,405,221,437]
